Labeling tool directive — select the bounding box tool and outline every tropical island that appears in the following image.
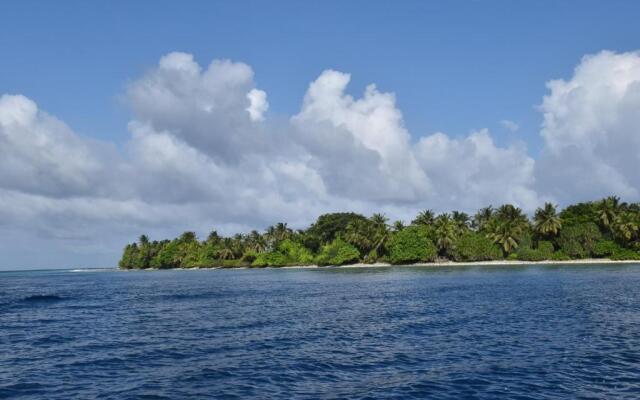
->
[119,197,640,269]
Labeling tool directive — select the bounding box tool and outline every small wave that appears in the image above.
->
[69,268,114,273]
[20,294,66,303]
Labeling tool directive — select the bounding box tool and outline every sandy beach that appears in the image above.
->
[276,259,640,269]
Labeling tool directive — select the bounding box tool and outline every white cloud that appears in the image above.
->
[414,129,540,211]
[3,50,640,268]
[500,119,520,132]
[246,88,268,121]
[537,50,640,202]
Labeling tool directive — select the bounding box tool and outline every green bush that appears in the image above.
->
[557,222,602,258]
[252,239,314,267]
[550,251,571,261]
[387,226,437,264]
[517,240,555,261]
[516,247,547,261]
[451,232,502,262]
[537,241,554,257]
[593,240,623,258]
[611,248,640,261]
[315,238,360,266]
[219,259,250,268]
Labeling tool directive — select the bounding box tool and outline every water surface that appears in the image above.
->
[2,264,640,399]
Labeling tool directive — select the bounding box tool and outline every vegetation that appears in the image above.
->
[119,196,640,269]
[388,225,436,264]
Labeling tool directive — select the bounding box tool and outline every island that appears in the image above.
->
[119,196,640,269]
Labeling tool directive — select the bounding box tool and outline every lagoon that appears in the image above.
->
[2,264,640,399]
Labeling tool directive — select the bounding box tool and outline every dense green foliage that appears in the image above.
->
[315,238,360,266]
[119,196,640,269]
[388,226,436,264]
[450,232,502,262]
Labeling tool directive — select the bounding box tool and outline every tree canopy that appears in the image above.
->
[119,197,640,269]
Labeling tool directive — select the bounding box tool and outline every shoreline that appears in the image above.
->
[120,258,640,271]
[280,258,640,269]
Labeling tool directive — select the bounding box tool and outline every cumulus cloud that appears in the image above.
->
[500,119,520,132]
[3,49,640,268]
[246,89,269,121]
[537,50,640,202]
[414,129,540,211]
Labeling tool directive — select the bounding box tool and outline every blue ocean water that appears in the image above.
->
[2,265,640,399]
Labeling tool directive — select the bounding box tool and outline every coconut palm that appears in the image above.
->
[412,209,435,226]
[216,238,236,260]
[393,220,406,232]
[139,234,149,245]
[274,222,292,241]
[473,206,494,231]
[370,213,388,227]
[434,214,457,256]
[206,230,221,245]
[488,220,521,254]
[614,212,639,243]
[345,219,375,256]
[496,204,529,227]
[369,214,390,258]
[534,203,562,237]
[597,196,622,231]
[246,230,268,253]
[452,211,471,233]
[487,205,529,254]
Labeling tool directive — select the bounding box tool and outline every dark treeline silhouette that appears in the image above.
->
[119,196,640,269]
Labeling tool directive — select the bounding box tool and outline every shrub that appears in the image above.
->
[537,241,554,257]
[550,251,571,261]
[315,238,360,266]
[611,248,640,261]
[516,247,547,261]
[252,239,314,267]
[593,240,623,258]
[557,222,602,258]
[387,226,437,264]
[451,232,502,262]
[517,240,555,261]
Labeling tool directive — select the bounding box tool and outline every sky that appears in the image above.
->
[1,0,640,269]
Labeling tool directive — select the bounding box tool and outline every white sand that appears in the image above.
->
[281,259,640,269]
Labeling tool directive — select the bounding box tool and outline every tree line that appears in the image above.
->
[119,196,640,269]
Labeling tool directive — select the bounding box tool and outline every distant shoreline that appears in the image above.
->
[125,258,640,271]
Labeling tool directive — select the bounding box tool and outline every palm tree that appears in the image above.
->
[597,196,621,231]
[534,203,562,237]
[614,211,639,244]
[473,206,494,231]
[370,213,388,227]
[344,219,374,257]
[139,234,149,245]
[216,238,236,260]
[274,222,292,241]
[452,211,471,233]
[434,214,457,256]
[496,204,529,227]
[179,231,197,243]
[247,230,268,253]
[369,214,390,258]
[488,221,521,254]
[488,204,529,254]
[393,220,406,232]
[206,230,221,245]
[412,209,435,226]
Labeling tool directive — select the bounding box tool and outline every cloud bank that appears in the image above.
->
[1,50,639,267]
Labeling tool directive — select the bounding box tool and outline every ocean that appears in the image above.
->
[2,264,640,399]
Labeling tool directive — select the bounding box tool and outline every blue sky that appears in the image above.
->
[2,0,638,152]
[2,1,640,269]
